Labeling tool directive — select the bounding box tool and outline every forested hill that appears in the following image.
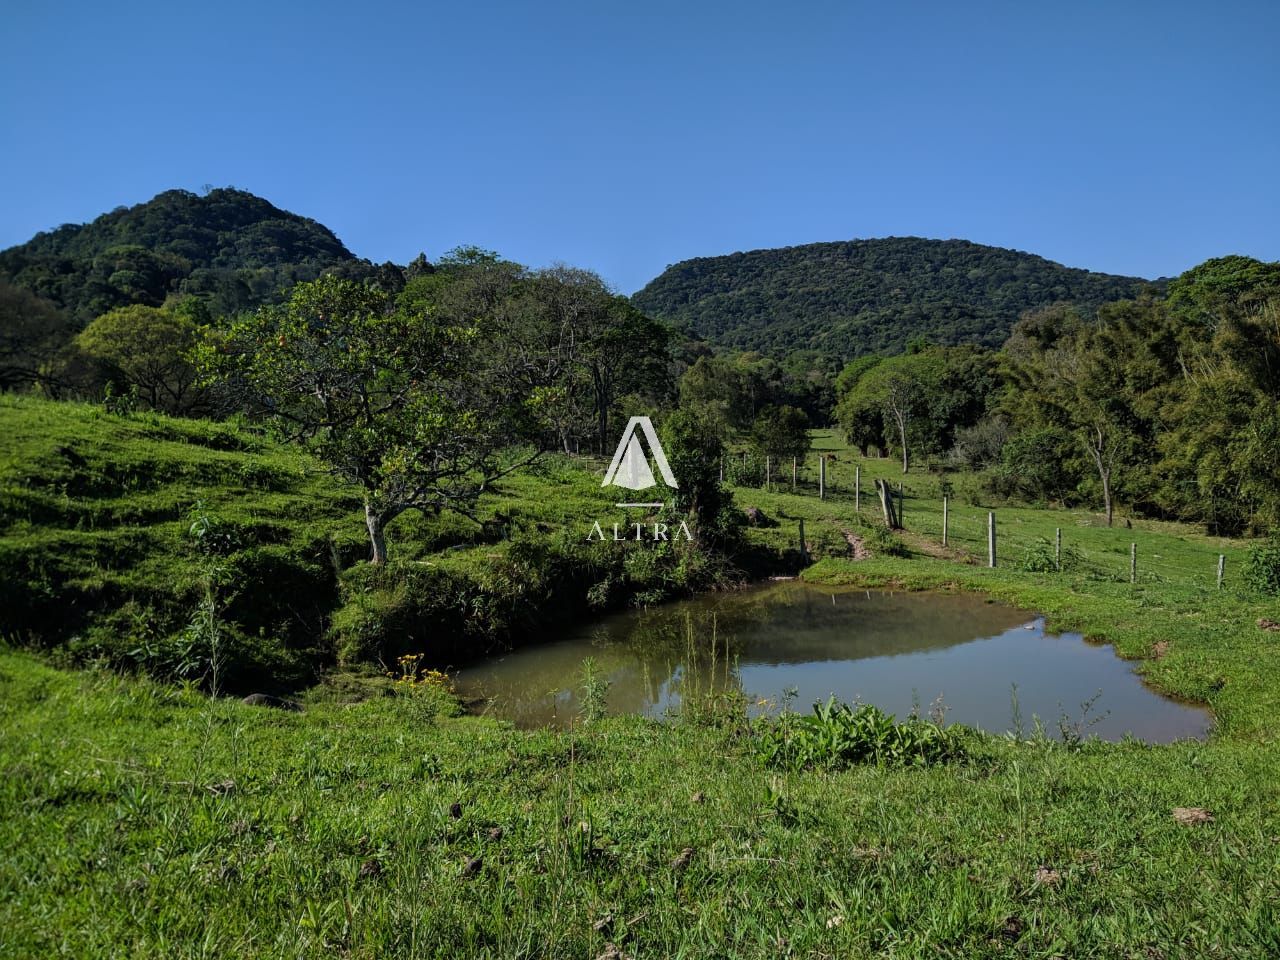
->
[632,237,1158,357]
[0,188,371,322]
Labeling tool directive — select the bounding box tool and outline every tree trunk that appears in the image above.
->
[366,503,388,565]
[1087,426,1114,527]
[893,410,910,473]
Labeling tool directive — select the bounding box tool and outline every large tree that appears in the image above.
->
[1004,302,1168,526]
[751,404,811,465]
[0,282,73,391]
[197,274,536,564]
[75,303,206,414]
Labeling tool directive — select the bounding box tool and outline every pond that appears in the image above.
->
[453,581,1210,742]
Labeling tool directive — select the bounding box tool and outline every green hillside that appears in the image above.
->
[0,395,767,689]
[0,188,371,323]
[632,237,1158,357]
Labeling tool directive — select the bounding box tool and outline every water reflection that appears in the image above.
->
[452,581,1210,742]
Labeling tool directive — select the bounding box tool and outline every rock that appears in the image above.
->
[743,506,776,528]
[240,693,301,711]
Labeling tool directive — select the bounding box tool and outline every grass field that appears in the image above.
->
[4,403,1280,957]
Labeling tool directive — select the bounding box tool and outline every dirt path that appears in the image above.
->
[842,529,872,560]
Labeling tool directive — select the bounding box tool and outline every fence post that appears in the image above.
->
[854,464,861,512]
[1055,527,1062,572]
[798,518,807,563]
[877,479,900,529]
[791,456,797,491]
[819,456,826,500]
[1217,554,1225,590]
[765,456,771,489]
[898,481,904,527]
[987,511,997,568]
[1130,543,1137,584]
[719,456,723,484]
[942,496,949,547]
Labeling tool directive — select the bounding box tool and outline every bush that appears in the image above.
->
[1018,537,1084,573]
[755,698,967,771]
[1242,536,1280,595]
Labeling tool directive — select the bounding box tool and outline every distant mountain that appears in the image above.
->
[0,188,373,323]
[632,238,1159,357]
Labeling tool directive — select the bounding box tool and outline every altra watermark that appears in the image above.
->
[588,415,693,542]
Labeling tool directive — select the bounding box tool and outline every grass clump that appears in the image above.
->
[862,522,909,557]
[755,696,967,771]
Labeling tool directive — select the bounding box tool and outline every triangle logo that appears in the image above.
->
[602,416,678,490]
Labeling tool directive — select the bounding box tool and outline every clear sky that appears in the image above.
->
[2,0,1277,293]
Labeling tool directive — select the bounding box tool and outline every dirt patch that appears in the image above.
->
[897,528,977,563]
[1258,618,1280,632]
[1172,807,1214,825]
[842,529,872,560]
[1151,640,1171,659]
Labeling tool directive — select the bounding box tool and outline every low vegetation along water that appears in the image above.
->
[455,582,1210,741]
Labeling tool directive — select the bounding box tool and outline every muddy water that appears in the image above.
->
[453,581,1210,742]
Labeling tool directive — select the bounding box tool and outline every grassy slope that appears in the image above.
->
[4,410,1280,956]
[0,396,745,683]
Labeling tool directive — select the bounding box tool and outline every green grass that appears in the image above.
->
[5,404,1280,956]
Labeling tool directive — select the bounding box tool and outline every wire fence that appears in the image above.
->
[728,452,1237,594]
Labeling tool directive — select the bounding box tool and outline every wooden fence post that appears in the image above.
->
[897,481,904,527]
[854,465,861,512]
[819,456,826,500]
[1055,527,1062,572]
[987,511,997,568]
[798,518,807,563]
[765,456,771,489]
[877,479,900,529]
[1217,554,1225,590]
[791,456,797,491]
[942,496,948,547]
[1130,543,1137,584]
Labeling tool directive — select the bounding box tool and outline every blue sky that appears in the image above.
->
[2,0,1277,293]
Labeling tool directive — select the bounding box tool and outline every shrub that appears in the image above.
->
[755,697,967,771]
[1018,537,1085,573]
[1242,535,1280,595]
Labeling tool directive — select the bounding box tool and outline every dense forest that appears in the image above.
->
[0,187,397,324]
[632,237,1158,357]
